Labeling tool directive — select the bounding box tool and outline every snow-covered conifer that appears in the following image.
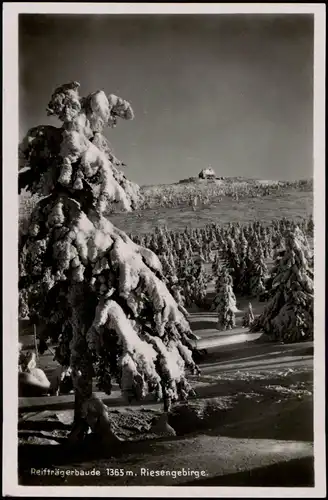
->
[249,247,268,298]
[242,302,255,328]
[19,81,199,442]
[251,227,313,342]
[212,253,221,277]
[212,269,238,330]
[221,235,241,291]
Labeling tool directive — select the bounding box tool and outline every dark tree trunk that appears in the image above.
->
[68,360,94,444]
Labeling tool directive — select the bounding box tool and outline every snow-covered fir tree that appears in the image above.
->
[249,247,268,298]
[265,225,274,258]
[19,81,199,443]
[221,235,242,292]
[212,269,238,331]
[251,226,313,342]
[159,253,176,284]
[242,302,255,328]
[237,243,253,296]
[235,227,249,295]
[178,257,208,309]
[211,253,221,277]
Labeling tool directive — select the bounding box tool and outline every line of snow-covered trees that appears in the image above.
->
[128,215,313,310]
[19,178,313,223]
[138,180,313,210]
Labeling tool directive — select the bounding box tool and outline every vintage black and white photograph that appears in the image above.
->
[3,2,326,497]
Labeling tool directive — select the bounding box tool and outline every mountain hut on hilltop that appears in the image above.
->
[198,167,216,179]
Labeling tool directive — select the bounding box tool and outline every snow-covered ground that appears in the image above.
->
[18,289,314,486]
[18,335,313,486]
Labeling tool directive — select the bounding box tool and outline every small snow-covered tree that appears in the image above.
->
[235,227,249,295]
[177,257,209,309]
[221,235,241,291]
[265,224,274,258]
[251,227,313,342]
[249,247,268,298]
[212,269,237,331]
[159,252,176,283]
[19,81,199,443]
[193,264,209,308]
[242,302,255,328]
[212,253,221,277]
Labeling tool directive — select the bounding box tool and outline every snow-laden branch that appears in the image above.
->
[19,82,139,212]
